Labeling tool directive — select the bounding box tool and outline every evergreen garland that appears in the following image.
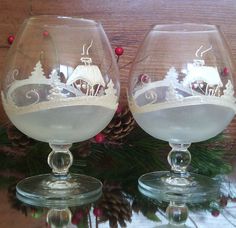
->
[0,124,233,187]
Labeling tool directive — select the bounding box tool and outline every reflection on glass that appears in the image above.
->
[7,179,236,227]
[47,208,71,228]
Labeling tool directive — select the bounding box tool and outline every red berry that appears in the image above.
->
[94,133,105,143]
[93,207,103,217]
[211,210,220,217]
[43,30,49,37]
[220,196,228,207]
[7,35,15,45]
[116,104,122,114]
[115,47,124,56]
[139,74,150,84]
[222,67,229,76]
[75,210,83,220]
[71,215,80,225]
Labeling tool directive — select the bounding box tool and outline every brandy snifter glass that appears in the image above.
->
[1,16,120,206]
[128,24,236,202]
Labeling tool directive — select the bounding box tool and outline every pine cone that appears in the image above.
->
[96,181,132,227]
[6,124,33,147]
[131,199,141,213]
[102,105,136,142]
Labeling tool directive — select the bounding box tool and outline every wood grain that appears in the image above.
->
[0,0,236,142]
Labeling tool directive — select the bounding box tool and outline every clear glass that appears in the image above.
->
[47,207,72,228]
[128,23,236,202]
[1,15,119,206]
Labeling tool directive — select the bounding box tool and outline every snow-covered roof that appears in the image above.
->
[183,63,223,86]
[66,65,105,86]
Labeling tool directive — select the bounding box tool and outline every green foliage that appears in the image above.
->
[0,125,232,188]
[72,128,232,186]
[77,217,89,228]
[190,136,232,177]
[73,128,167,186]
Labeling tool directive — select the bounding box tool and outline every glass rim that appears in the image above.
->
[151,23,219,33]
[25,15,102,28]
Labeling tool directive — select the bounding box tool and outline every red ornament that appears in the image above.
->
[115,47,124,56]
[43,30,49,37]
[222,67,229,76]
[139,74,150,84]
[211,209,220,217]
[93,207,103,217]
[7,35,15,45]
[94,133,105,143]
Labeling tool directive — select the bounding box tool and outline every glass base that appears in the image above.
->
[138,171,219,203]
[16,173,102,207]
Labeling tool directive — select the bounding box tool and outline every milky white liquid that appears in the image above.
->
[8,105,115,143]
[134,104,235,143]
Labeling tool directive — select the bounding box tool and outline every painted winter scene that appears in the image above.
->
[131,59,236,113]
[130,60,236,143]
[2,60,118,115]
[1,60,118,143]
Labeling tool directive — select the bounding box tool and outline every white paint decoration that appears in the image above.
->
[130,65,236,114]
[66,40,106,96]
[182,60,223,88]
[2,55,118,115]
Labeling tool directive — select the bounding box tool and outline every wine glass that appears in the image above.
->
[128,24,236,202]
[1,16,119,206]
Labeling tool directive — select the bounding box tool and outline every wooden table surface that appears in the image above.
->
[1,0,236,140]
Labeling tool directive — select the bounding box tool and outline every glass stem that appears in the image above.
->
[166,201,188,226]
[168,143,191,177]
[47,208,72,227]
[48,144,73,176]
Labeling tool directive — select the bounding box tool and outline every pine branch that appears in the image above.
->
[190,135,232,177]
